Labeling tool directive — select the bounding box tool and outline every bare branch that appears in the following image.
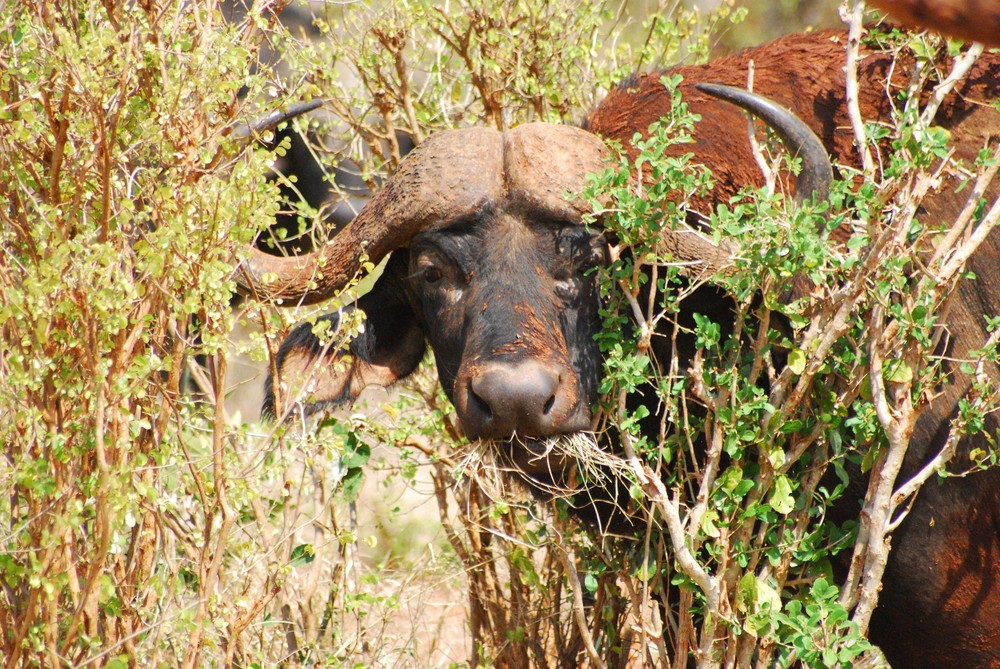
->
[919,43,984,128]
[839,1,876,177]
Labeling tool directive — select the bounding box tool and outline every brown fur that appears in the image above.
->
[587,29,999,211]
[870,0,1000,45]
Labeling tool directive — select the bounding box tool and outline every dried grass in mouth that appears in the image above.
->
[452,432,647,526]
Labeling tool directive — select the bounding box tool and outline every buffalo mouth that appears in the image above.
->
[463,431,646,535]
[474,431,627,494]
[497,434,582,479]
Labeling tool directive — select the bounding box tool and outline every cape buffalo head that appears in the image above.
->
[243,86,830,478]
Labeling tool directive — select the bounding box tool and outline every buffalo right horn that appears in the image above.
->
[233,99,325,141]
[237,127,506,304]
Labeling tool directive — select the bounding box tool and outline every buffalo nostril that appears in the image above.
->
[542,394,556,416]
[469,384,494,421]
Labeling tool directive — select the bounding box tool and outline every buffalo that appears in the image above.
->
[241,27,1000,669]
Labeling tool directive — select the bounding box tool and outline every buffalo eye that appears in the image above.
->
[577,245,605,275]
[556,231,606,277]
[554,280,576,300]
[411,252,448,287]
[586,234,608,269]
[421,265,443,285]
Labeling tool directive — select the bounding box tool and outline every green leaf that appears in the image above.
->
[768,474,796,515]
[779,419,805,434]
[290,543,315,567]
[884,359,913,384]
[738,572,781,618]
[339,468,364,502]
[700,508,721,538]
[788,348,806,375]
[340,439,371,470]
[766,445,786,469]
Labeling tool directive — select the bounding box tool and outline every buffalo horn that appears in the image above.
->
[694,83,833,203]
[238,127,506,304]
[233,99,325,141]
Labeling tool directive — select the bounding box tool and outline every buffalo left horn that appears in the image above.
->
[651,84,833,276]
[694,83,833,204]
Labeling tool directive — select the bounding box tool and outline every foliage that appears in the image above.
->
[0,0,743,666]
[0,1,285,665]
[577,28,999,667]
[2,0,996,668]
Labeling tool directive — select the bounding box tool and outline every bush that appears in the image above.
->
[2,1,996,668]
[0,1,283,665]
[572,29,999,668]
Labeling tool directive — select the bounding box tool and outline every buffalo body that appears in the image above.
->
[258,28,1000,668]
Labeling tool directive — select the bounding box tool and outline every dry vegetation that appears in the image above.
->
[2,1,997,668]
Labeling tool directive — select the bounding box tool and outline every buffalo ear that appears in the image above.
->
[263,251,425,419]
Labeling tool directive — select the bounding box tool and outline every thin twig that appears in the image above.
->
[744,61,776,196]
[554,542,609,669]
